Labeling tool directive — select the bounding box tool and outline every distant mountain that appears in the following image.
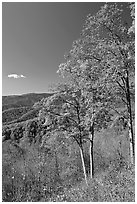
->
[2,92,53,124]
[2,93,53,111]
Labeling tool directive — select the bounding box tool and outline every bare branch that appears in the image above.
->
[116,80,126,93]
[121,97,129,106]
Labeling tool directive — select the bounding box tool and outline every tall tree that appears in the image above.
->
[37,87,88,185]
[36,79,111,183]
[58,3,135,164]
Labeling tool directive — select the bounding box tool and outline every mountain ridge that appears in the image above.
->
[2,92,53,124]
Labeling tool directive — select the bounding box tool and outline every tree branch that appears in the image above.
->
[121,97,129,106]
[116,80,126,93]
[85,55,102,62]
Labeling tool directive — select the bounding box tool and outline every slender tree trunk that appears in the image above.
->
[128,120,134,164]
[79,144,88,186]
[125,70,135,164]
[89,123,94,179]
[76,103,88,185]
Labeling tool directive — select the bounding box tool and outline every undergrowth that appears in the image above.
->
[49,165,135,202]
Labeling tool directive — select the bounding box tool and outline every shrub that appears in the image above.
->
[49,166,135,202]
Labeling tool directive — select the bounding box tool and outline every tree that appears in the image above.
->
[37,74,112,182]
[37,86,88,185]
[58,3,135,164]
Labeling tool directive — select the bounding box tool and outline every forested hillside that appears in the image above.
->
[2,93,52,124]
[2,3,135,202]
[2,93,52,111]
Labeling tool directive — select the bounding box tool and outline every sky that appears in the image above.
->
[2,2,106,96]
[2,2,131,96]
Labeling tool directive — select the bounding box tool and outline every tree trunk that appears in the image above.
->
[125,70,135,164]
[79,144,88,186]
[128,119,134,164]
[89,123,94,179]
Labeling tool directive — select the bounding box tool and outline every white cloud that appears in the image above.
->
[8,74,26,79]
[20,74,26,78]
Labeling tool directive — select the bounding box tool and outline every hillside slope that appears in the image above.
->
[2,93,53,111]
[2,93,53,124]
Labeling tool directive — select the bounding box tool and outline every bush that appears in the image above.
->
[49,166,135,202]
